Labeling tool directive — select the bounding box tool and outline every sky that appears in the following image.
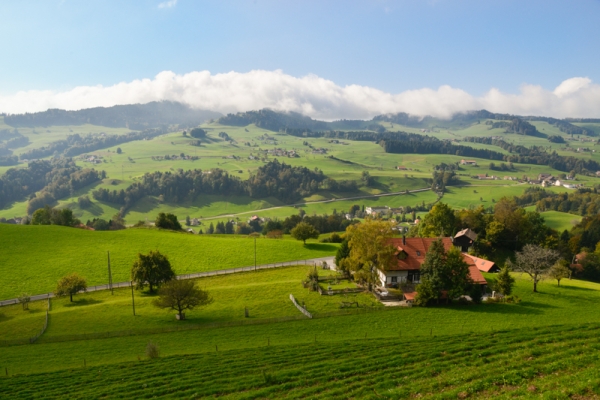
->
[1,0,599,119]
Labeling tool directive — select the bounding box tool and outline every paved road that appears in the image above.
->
[0,256,335,307]
[197,188,432,221]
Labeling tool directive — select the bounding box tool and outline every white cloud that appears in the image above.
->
[158,0,177,9]
[1,70,599,120]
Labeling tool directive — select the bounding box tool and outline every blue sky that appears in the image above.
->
[1,0,599,118]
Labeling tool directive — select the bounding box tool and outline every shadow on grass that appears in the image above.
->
[448,303,545,315]
[304,243,338,253]
[0,313,14,323]
[81,201,105,217]
[64,298,103,307]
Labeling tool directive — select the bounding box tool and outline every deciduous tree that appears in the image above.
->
[290,222,319,245]
[345,220,395,290]
[153,279,212,320]
[131,250,175,292]
[55,273,87,302]
[507,244,559,292]
[155,213,182,231]
[548,260,570,287]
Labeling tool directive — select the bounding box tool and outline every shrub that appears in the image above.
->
[146,342,160,359]
[266,230,283,239]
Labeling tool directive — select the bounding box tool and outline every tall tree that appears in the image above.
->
[507,244,560,292]
[131,250,175,292]
[153,280,212,320]
[416,239,446,305]
[55,273,87,302]
[345,220,396,290]
[418,202,456,237]
[290,222,320,245]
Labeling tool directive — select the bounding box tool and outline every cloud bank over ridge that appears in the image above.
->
[1,70,599,120]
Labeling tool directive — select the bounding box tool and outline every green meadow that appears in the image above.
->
[0,224,338,300]
[1,268,600,383]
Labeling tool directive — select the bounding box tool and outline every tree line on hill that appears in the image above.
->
[19,127,169,160]
[463,136,600,174]
[4,101,221,130]
[218,109,329,132]
[92,160,330,214]
[0,159,102,211]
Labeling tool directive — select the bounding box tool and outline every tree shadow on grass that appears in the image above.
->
[448,303,545,316]
[63,298,103,307]
[304,243,338,253]
[0,313,14,323]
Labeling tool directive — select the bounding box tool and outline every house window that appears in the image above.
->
[416,251,421,256]
[407,271,421,283]
[391,276,397,283]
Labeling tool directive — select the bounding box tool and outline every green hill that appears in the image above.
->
[3,101,221,130]
[0,224,337,299]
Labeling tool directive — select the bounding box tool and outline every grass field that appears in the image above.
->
[2,119,599,224]
[0,224,338,300]
[522,207,583,232]
[2,323,599,399]
[9,266,378,340]
[1,268,600,377]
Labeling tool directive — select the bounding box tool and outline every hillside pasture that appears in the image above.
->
[1,270,600,377]
[0,224,338,300]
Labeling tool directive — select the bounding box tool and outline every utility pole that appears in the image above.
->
[107,251,113,295]
[130,281,136,316]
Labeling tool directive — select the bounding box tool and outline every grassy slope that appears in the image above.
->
[1,270,600,376]
[2,323,600,399]
[0,224,338,299]
[3,120,599,223]
[22,267,378,339]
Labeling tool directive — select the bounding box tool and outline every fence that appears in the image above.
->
[289,294,313,318]
[29,311,48,344]
[0,257,335,307]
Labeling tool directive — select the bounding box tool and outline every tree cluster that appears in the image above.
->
[92,160,329,213]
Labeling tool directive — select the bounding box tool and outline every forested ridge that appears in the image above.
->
[0,159,101,210]
[93,160,331,214]
[4,101,221,130]
[463,136,600,174]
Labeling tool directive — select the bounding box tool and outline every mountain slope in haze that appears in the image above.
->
[219,108,596,137]
[4,101,222,130]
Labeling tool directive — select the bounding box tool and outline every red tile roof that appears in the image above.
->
[386,237,487,285]
[463,254,497,273]
[388,237,454,271]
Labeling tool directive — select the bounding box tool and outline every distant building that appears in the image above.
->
[365,206,390,215]
[460,159,477,165]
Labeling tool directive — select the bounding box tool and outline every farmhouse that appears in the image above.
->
[365,206,389,215]
[377,236,487,290]
[460,159,477,166]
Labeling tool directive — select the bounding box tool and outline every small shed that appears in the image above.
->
[453,228,477,252]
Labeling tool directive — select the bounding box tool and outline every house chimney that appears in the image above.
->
[402,235,406,245]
